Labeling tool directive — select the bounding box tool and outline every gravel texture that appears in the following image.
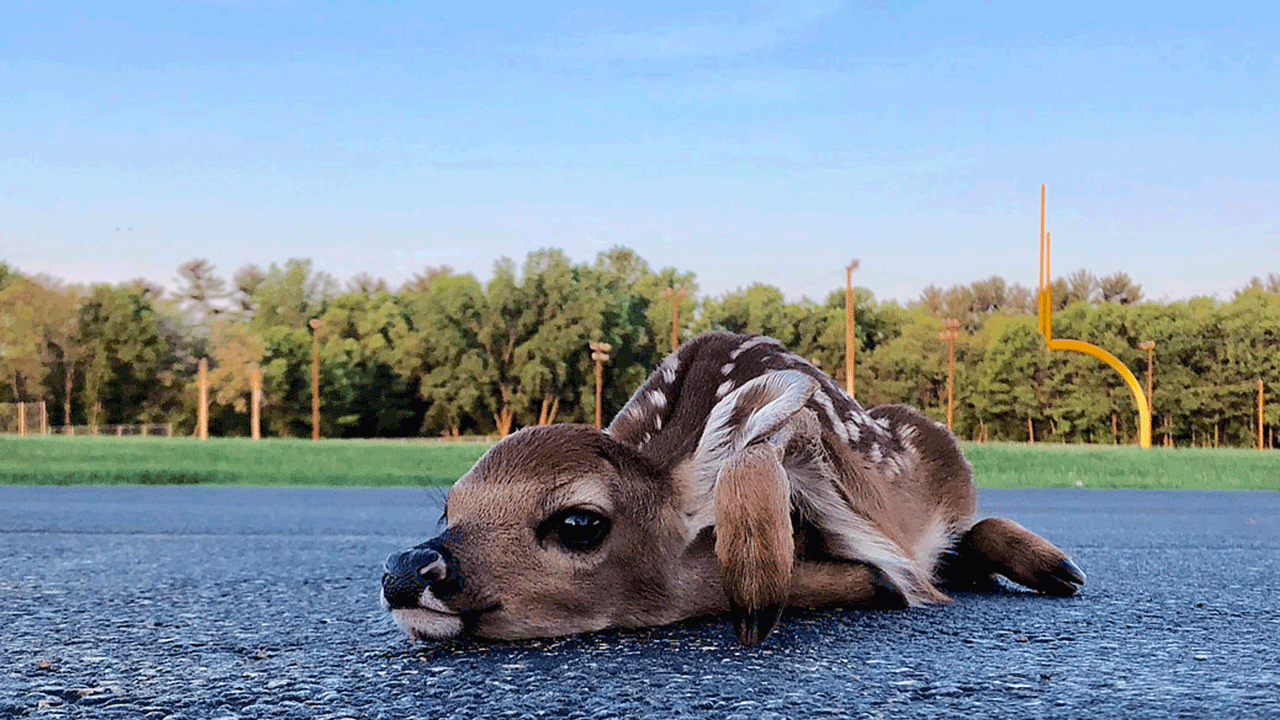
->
[2,486,1278,719]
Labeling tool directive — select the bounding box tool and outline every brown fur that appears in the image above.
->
[382,332,1085,645]
[714,443,794,610]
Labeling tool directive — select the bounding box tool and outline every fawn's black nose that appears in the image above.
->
[381,540,462,609]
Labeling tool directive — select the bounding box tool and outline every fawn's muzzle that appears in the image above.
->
[382,540,462,609]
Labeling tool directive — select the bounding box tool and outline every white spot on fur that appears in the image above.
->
[807,387,849,443]
[729,335,776,359]
[716,379,735,398]
[646,389,667,409]
[687,371,819,512]
[721,362,735,376]
[660,354,679,384]
[735,372,817,452]
[843,419,862,443]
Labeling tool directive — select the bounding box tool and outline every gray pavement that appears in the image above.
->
[1,486,1277,719]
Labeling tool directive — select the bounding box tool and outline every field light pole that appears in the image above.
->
[662,287,686,352]
[309,319,324,441]
[845,259,860,397]
[589,341,612,429]
[939,318,961,431]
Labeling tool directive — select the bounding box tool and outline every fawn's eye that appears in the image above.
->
[541,509,611,552]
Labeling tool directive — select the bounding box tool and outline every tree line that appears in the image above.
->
[1,250,1277,447]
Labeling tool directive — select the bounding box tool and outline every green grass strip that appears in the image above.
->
[964,442,1280,490]
[0,435,1276,489]
[0,435,490,486]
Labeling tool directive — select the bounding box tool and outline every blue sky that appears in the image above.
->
[3,0,1277,304]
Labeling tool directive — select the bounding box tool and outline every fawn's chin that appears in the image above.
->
[390,607,464,640]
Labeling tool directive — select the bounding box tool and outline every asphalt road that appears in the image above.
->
[1,486,1277,720]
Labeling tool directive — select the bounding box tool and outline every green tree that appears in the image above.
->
[32,278,88,426]
[0,273,53,402]
[75,283,168,427]
[1098,272,1143,305]
[476,250,604,435]
[1046,303,1134,442]
[974,316,1052,441]
[861,310,947,415]
[579,247,666,422]
[175,258,229,329]
[318,290,419,437]
[202,317,267,436]
[244,259,337,332]
[398,268,489,436]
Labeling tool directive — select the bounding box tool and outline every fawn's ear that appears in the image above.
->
[680,370,819,526]
[694,370,819,463]
[685,370,818,646]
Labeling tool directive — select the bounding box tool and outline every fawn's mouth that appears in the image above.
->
[389,603,502,641]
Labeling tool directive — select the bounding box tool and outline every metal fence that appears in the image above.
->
[1,404,176,437]
[56,424,175,437]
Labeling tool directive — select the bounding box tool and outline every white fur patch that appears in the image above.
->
[807,385,849,443]
[699,371,817,457]
[912,512,966,583]
[681,371,819,526]
[660,354,679,384]
[788,466,931,606]
[388,606,464,639]
[843,419,862,444]
[737,373,818,448]
[729,335,776,359]
[715,379,736,398]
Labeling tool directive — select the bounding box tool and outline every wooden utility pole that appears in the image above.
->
[197,358,209,440]
[845,259,860,397]
[589,341,612,429]
[309,319,324,441]
[1259,379,1266,451]
[249,365,262,440]
[939,318,961,430]
[1139,340,1155,417]
[662,287,686,352]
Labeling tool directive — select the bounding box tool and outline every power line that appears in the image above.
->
[781,269,844,298]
